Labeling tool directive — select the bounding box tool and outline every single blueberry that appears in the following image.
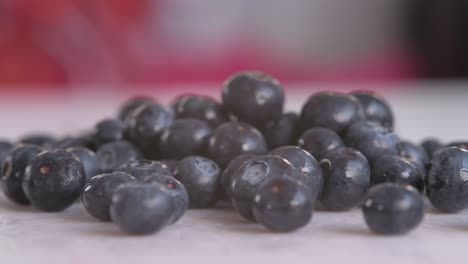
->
[298,127,344,159]
[421,138,442,158]
[261,112,300,149]
[95,118,125,146]
[96,140,142,173]
[117,159,171,180]
[399,140,430,176]
[117,96,154,121]
[371,155,424,192]
[220,154,255,198]
[352,91,394,128]
[171,94,228,128]
[66,146,99,183]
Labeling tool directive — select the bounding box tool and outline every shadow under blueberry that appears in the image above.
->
[331,226,375,237]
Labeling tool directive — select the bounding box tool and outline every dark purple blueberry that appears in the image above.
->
[426,147,468,213]
[363,183,424,235]
[230,155,304,221]
[269,146,323,199]
[20,133,55,148]
[96,140,142,173]
[82,172,136,221]
[117,160,171,180]
[95,118,125,146]
[352,91,394,128]
[421,138,442,158]
[159,159,177,175]
[171,94,228,127]
[23,149,85,211]
[300,92,365,135]
[174,156,220,208]
[66,147,99,183]
[298,127,344,159]
[143,174,189,224]
[207,122,267,167]
[117,96,154,121]
[159,119,212,159]
[1,144,44,205]
[343,121,400,163]
[222,71,284,124]
[371,155,424,192]
[261,112,300,149]
[220,154,255,197]
[110,183,174,235]
[399,140,430,176]
[253,177,313,232]
[319,147,371,211]
[0,140,12,168]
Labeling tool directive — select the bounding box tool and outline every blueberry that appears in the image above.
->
[426,147,468,213]
[20,133,55,148]
[159,159,177,175]
[174,156,220,208]
[421,138,442,158]
[125,103,174,159]
[253,177,313,232]
[230,155,305,221]
[261,112,300,149]
[95,118,125,146]
[96,140,142,173]
[207,122,267,167]
[82,172,136,221]
[171,94,228,128]
[117,160,171,180]
[363,183,424,235]
[0,140,12,168]
[371,155,424,192]
[1,144,44,205]
[159,118,212,159]
[66,147,99,183]
[143,174,189,224]
[300,92,365,135]
[222,71,284,124]
[319,147,371,211]
[220,154,255,197]
[343,121,400,163]
[23,149,85,211]
[269,146,323,199]
[110,183,174,235]
[446,141,468,150]
[399,140,430,176]
[117,96,154,121]
[352,91,394,128]
[298,127,344,159]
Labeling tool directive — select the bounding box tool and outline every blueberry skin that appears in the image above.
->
[261,112,300,150]
[352,91,394,128]
[171,94,228,128]
[159,118,213,159]
[220,154,255,197]
[110,183,174,235]
[446,141,468,150]
[0,141,12,168]
[269,146,323,199]
[222,71,284,124]
[421,138,442,158]
[426,147,468,213]
[399,140,430,176]
[20,133,55,148]
[95,118,125,146]
[117,96,154,121]
[96,140,142,173]
[66,147,99,183]
[23,150,85,211]
[300,92,365,135]
[319,147,371,211]
[159,159,177,175]
[371,155,424,192]
[174,156,221,208]
[253,177,313,232]
[363,183,424,235]
[82,172,136,221]
[298,127,344,159]
[1,144,44,205]
[117,160,171,180]
[343,121,400,163]
[143,174,189,224]
[207,122,267,167]
[53,136,91,150]
[230,155,305,221]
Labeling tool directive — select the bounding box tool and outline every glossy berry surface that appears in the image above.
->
[421,138,442,158]
[300,92,365,135]
[220,154,255,197]
[174,156,220,208]
[82,172,136,221]
[269,146,323,199]
[352,91,394,128]
[426,147,468,213]
[207,122,267,167]
[253,177,313,232]
[363,183,424,235]
[371,155,424,192]
[298,127,344,159]
[117,96,154,122]
[23,150,85,211]
[0,141,12,167]
[96,140,142,173]
[344,121,400,163]
[261,112,300,150]
[117,160,172,180]
[1,144,44,205]
[319,147,371,211]
[171,94,228,128]
[20,133,55,148]
[159,159,177,175]
[399,140,430,176]
[159,118,212,159]
[66,147,99,183]
[222,71,284,124]
[95,118,125,146]
[110,183,174,235]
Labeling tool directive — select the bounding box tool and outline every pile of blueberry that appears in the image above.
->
[1,71,467,236]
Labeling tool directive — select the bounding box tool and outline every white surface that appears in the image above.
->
[0,83,468,264]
